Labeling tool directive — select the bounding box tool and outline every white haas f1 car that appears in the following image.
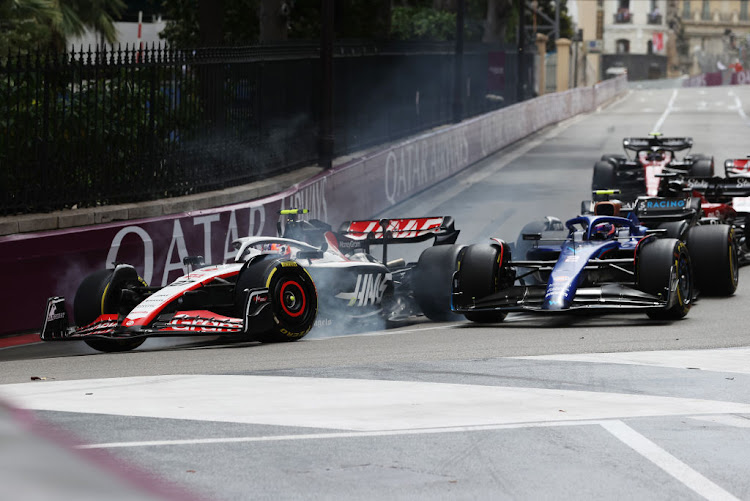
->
[42,210,463,352]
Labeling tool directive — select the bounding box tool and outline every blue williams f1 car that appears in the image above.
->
[451,213,693,322]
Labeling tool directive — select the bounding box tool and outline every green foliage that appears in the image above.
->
[391,6,457,41]
[0,0,124,55]
[0,53,200,209]
[159,0,201,47]
[160,0,260,47]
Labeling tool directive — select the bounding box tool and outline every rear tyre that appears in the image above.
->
[592,161,616,191]
[686,225,738,296]
[601,154,626,164]
[413,244,465,321]
[73,268,147,353]
[458,244,509,323]
[637,239,692,320]
[235,257,317,343]
[689,156,714,177]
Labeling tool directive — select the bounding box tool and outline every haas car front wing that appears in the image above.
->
[40,288,273,342]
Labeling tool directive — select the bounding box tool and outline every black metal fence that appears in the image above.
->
[0,42,531,215]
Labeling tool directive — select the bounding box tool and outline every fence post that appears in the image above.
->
[536,33,548,96]
[556,38,571,92]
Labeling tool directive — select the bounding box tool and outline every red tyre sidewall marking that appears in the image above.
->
[279,280,305,318]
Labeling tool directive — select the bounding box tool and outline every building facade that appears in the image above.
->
[675,0,750,75]
[601,0,670,80]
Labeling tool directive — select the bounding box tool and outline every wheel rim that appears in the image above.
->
[279,280,306,318]
[677,253,691,306]
[730,243,739,286]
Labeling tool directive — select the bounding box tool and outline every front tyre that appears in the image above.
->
[73,267,147,353]
[236,258,317,343]
[458,244,510,323]
[413,244,465,321]
[686,224,738,296]
[637,239,692,320]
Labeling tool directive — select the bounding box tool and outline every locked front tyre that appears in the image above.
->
[235,257,317,343]
[637,239,693,320]
[73,266,148,353]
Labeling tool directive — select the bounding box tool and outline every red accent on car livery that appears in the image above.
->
[638,150,673,196]
[71,314,120,337]
[728,159,750,174]
[343,217,445,240]
[702,202,736,220]
[163,310,244,333]
[123,265,243,328]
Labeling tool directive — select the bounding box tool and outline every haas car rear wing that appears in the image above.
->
[339,217,459,244]
[339,217,459,263]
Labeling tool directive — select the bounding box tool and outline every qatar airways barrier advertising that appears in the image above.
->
[0,77,626,335]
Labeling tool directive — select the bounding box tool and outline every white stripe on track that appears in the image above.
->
[602,420,740,501]
[653,89,678,131]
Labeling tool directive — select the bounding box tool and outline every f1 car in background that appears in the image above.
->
[41,210,464,352]
[592,133,714,200]
[452,213,694,323]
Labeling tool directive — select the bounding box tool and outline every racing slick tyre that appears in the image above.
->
[73,267,147,352]
[413,244,465,321]
[686,224,738,296]
[592,161,616,191]
[689,156,714,177]
[458,244,510,323]
[637,239,693,320]
[235,257,317,343]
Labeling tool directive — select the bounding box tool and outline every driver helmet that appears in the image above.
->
[590,222,615,240]
[264,243,291,255]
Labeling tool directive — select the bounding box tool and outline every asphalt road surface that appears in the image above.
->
[2,86,750,501]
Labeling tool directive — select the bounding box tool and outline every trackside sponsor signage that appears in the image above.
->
[0,76,627,335]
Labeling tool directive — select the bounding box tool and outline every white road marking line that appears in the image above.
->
[75,419,611,449]
[513,347,750,375]
[689,414,750,428]
[601,420,740,501]
[3,375,750,432]
[733,95,750,125]
[308,323,457,340]
[654,89,678,131]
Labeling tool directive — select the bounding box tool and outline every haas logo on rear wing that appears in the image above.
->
[339,217,459,244]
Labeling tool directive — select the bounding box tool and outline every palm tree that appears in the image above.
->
[0,0,124,54]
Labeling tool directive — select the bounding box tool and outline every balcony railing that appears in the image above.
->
[614,11,632,23]
[647,14,663,25]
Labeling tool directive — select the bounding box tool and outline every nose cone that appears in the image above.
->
[543,274,573,310]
